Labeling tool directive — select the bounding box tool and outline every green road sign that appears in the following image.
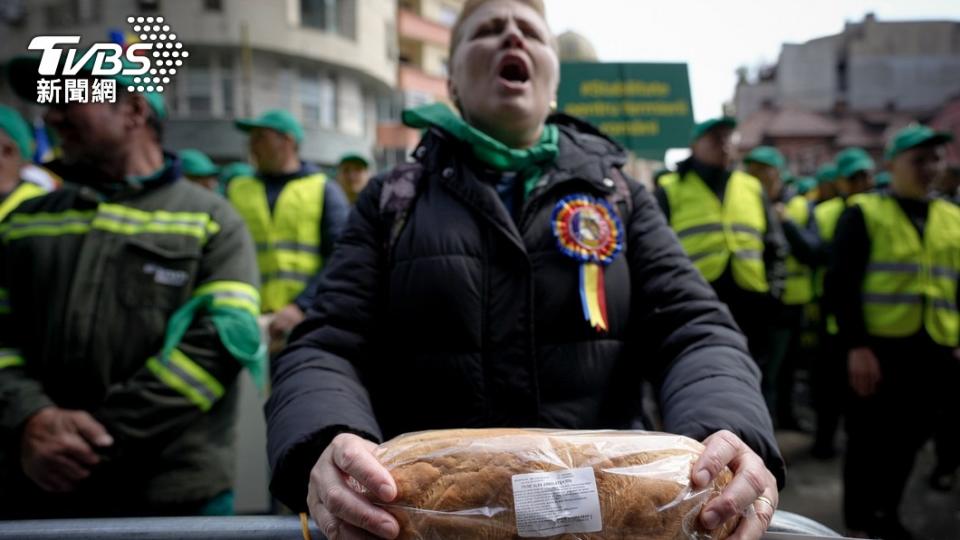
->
[558,62,694,159]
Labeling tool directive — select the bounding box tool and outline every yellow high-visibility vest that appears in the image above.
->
[855,193,960,347]
[661,170,768,293]
[814,197,846,243]
[783,195,814,305]
[228,174,325,312]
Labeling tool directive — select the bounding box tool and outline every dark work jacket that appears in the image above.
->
[0,157,259,516]
[265,117,784,511]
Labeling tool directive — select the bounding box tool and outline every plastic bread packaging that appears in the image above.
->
[365,428,739,540]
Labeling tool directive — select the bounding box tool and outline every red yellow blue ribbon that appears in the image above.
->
[552,195,623,333]
[580,263,608,331]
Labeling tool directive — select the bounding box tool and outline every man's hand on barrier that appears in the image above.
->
[20,407,113,493]
[693,430,779,540]
[307,433,399,540]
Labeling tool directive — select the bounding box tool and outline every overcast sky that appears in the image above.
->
[546,0,960,122]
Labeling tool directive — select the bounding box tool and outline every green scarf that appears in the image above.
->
[402,103,559,198]
[161,294,267,391]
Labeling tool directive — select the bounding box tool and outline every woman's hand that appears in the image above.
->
[307,433,400,539]
[692,430,779,540]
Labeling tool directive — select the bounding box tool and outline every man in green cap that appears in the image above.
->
[808,162,839,451]
[830,124,960,539]
[811,148,875,458]
[336,152,372,204]
[0,57,263,518]
[0,104,50,221]
[657,118,788,368]
[179,148,220,192]
[814,163,838,203]
[743,145,821,429]
[229,109,349,351]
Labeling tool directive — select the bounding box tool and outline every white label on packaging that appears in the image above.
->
[511,467,602,537]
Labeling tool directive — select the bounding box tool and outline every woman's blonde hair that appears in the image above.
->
[448,0,552,63]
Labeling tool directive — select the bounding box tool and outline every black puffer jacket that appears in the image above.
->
[266,116,784,511]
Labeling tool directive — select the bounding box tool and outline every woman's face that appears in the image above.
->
[449,1,559,147]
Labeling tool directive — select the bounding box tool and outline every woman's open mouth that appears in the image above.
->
[497,55,531,91]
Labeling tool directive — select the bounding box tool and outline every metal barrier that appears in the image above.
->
[0,511,841,539]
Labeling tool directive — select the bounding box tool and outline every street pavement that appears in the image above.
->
[775,429,960,539]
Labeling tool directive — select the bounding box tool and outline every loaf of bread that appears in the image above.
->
[372,429,738,540]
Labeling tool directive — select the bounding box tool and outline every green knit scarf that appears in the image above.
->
[402,103,559,198]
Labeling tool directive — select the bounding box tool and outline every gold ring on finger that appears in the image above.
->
[754,495,775,511]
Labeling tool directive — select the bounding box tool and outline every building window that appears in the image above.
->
[301,0,356,39]
[300,71,336,129]
[187,62,212,116]
[45,0,101,28]
[359,90,369,137]
[386,22,399,61]
[378,93,403,122]
[221,59,235,117]
[278,66,294,109]
[204,0,223,11]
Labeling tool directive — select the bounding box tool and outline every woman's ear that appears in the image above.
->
[447,78,460,111]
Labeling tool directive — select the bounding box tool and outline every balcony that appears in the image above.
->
[399,64,448,100]
[398,8,450,48]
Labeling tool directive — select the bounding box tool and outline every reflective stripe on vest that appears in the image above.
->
[227,174,325,312]
[662,170,769,293]
[0,181,47,222]
[783,195,814,305]
[855,193,960,347]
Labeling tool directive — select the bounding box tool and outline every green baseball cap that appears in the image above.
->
[235,109,304,144]
[179,149,219,177]
[815,163,837,185]
[874,171,891,187]
[338,152,370,167]
[884,124,953,160]
[743,145,786,171]
[219,161,254,183]
[835,148,875,179]
[0,105,34,161]
[6,53,166,119]
[691,116,737,143]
